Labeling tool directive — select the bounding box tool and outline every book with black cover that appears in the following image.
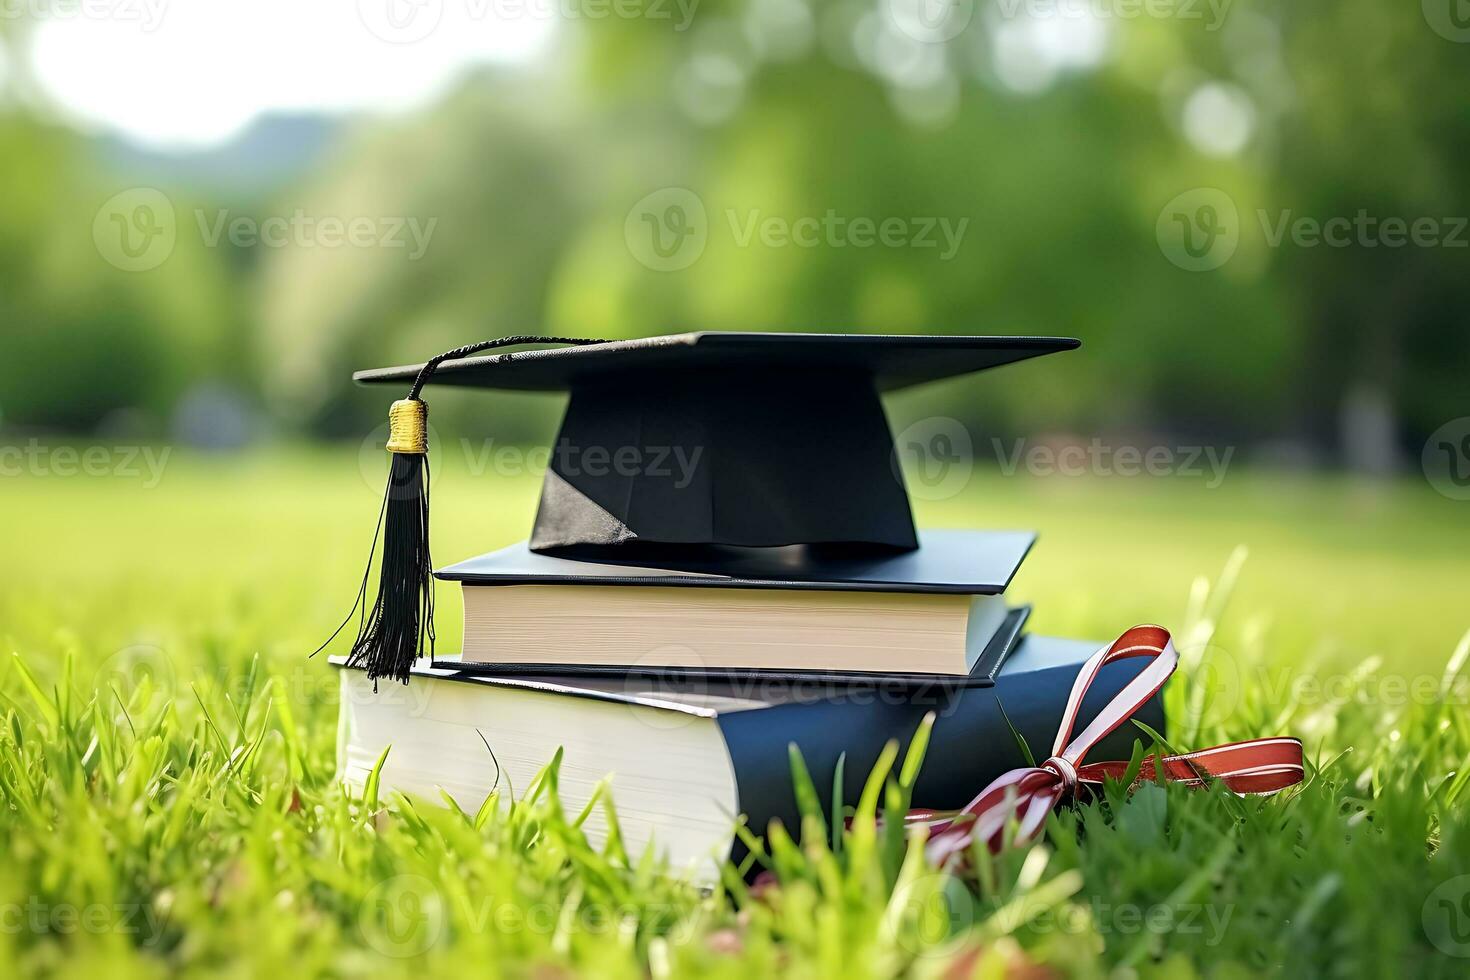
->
[335,633,1165,884]
[436,528,1037,595]
[435,528,1037,684]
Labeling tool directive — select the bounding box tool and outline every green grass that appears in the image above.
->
[3,447,1470,978]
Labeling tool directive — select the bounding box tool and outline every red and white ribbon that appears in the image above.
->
[911,625,1304,865]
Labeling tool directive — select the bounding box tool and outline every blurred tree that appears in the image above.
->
[0,20,241,433]
[1263,0,1470,457]
[257,75,606,439]
[10,1,1464,462]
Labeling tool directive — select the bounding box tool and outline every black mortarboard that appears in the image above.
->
[356,333,1077,553]
[323,333,1077,685]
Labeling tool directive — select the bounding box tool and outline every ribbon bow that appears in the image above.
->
[914,625,1304,865]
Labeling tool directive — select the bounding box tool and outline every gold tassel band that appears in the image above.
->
[386,399,428,454]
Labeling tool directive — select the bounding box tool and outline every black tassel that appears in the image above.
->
[315,335,605,689]
[350,449,435,686]
[315,398,433,688]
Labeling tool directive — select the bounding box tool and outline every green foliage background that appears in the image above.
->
[0,2,1466,451]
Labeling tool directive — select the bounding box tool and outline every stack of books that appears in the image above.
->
[335,334,1163,883]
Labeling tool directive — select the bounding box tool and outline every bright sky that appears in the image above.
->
[30,0,555,149]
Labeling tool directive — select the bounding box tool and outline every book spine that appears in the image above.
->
[715,644,1166,846]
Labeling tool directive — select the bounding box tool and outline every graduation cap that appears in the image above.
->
[324,332,1078,685]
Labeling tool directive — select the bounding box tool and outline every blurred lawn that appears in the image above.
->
[5,445,1470,977]
[3,446,1466,677]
